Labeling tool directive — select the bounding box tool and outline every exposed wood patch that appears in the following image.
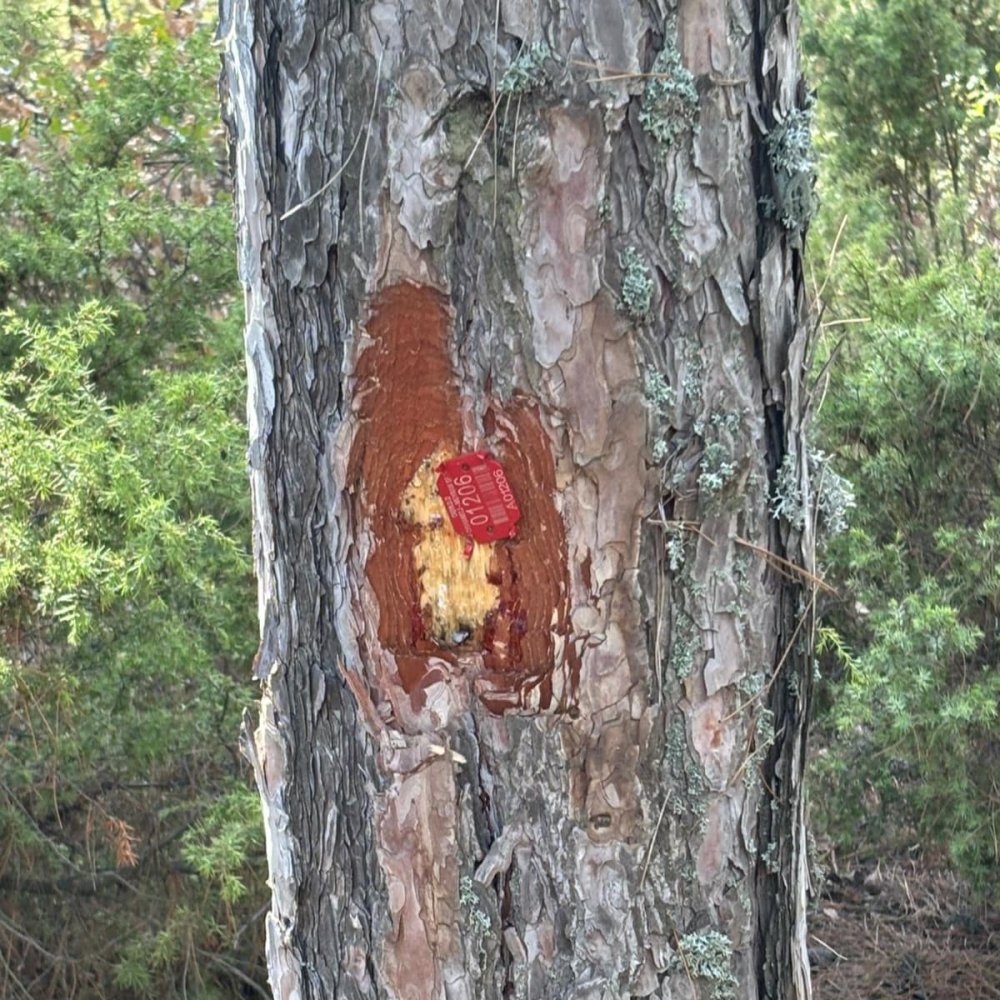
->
[349,282,462,667]
[347,282,575,715]
[401,451,499,644]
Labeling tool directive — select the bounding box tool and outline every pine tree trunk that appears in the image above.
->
[221,1,816,997]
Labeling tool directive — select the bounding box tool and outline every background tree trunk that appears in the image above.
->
[221,1,816,997]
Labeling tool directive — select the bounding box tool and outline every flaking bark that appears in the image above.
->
[222,0,816,997]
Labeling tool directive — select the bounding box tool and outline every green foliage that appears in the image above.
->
[812,255,1000,891]
[0,1,235,400]
[182,787,265,905]
[0,3,265,996]
[804,0,999,269]
[804,0,1000,898]
[112,905,232,1000]
[0,307,247,647]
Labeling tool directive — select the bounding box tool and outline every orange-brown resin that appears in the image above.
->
[347,282,574,711]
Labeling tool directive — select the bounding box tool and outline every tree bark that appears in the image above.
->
[221,1,816,998]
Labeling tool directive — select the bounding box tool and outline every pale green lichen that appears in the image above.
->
[710,410,742,434]
[497,42,551,95]
[738,670,766,699]
[621,247,654,319]
[807,827,826,896]
[670,930,737,1000]
[670,192,688,241]
[765,106,817,230]
[698,442,737,499]
[687,758,709,824]
[736,879,754,938]
[665,523,686,572]
[768,107,814,175]
[681,354,704,407]
[666,716,688,775]
[645,369,675,416]
[759,840,780,875]
[644,369,674,463]
[733,550,753,586]
[743,705,776,790]
[771,454,804,524]
[816,465,855,536]
[665,716,708,819]
[639,26,699,152]
[771,448,855,537]
[670,612,700,679]
[722,552,753,625]
[459,875,492,934]
[787,668,802,698]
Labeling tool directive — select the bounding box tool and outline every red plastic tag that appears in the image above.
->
[436,452,521,555]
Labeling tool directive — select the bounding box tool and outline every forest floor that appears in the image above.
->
[809,858,999,999]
